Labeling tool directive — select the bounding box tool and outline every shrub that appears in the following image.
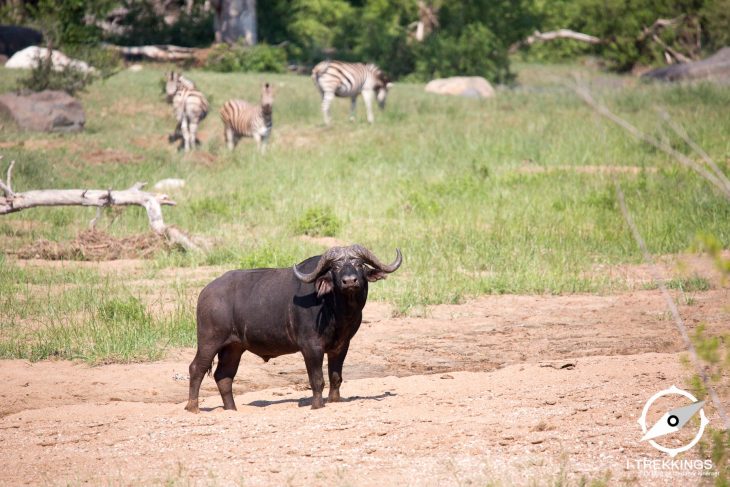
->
[294,206,342,237]
[205,41,287,73]
[412,22,512,84]
[16,52,96,95]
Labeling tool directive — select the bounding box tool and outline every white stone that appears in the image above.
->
[425,76,495,99]
[5,46,94,73]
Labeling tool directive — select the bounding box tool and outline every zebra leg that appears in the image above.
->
[188,120,199,151]
[321,91,334,126]
[362,89,375,124]
[254,133,263,154]
[225,126,235,150]
[180,117,190,152]
[349,96,357,122]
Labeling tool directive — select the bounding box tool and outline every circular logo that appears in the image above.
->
[638,385,709,457]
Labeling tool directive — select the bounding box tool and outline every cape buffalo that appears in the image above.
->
[185,244,402,412]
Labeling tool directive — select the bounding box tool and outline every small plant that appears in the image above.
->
[16,49,96,95]
[293,206,341,237]
[205,41,287,73]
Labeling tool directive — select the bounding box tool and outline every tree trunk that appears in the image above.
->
[213,0,256,45]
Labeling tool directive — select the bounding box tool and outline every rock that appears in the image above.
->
[153,178,186,190]
[5,46,94,73]
[0,90,85,132]
[0,25,43,57]
[642,47,730,85]
[425,76,496,98]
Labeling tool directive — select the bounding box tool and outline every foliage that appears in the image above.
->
[205,41,287,73]
[109,0,214,47]
[413,22,512,84]
[288,0,358,62]
[16,51,96,95]
[294,206,342,237]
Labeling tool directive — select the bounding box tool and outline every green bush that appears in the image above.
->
[16,52,96,95]
[294,206,342,237]
[413,22,512,83]
[205,41,287,73]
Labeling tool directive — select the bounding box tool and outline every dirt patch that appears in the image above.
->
[587,251,730,288]
[0,286,728,485]
[83,148,144,165]
[15,230,169,260]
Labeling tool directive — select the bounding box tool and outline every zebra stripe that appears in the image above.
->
[311,60,392,125]
[220,83,273,153]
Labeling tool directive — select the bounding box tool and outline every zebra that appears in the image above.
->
[311,60,392,125]
[164,71,195,104]
[169,82,209,152]
[219,83,273,153]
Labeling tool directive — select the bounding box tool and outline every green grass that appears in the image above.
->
[0,61,729,359]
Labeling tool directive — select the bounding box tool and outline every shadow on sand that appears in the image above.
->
[246,390,396,408]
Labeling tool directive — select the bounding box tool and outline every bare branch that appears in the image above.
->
[572,81,730,201]
[510,29,602,54]
[6,160,14,192]
[655,108,730,194]
[0,163,201,252]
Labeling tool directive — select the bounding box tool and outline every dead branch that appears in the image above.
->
[0,162,201,252]
[112,44,196,62]
[655,108,730,194]
[509,29,602,54]
[572,82,730,201]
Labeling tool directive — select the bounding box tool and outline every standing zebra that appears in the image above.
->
[220,83,273,153]
[168,77,209,152]
[311,61,392,125]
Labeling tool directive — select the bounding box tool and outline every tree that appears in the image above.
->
[212,0,256,45]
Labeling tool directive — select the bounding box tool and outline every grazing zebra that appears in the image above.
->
[219,83,273,153]
[164,71,195,103]
[170,83,209,152]
[311,61,392,125]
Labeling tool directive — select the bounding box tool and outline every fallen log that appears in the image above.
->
[0,159,200,252]
[112,44,196,62]
[509,29,601,54]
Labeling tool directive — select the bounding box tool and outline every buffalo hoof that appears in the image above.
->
[184,400,200,414]
[311,398,325,410]
[328,392,341,403]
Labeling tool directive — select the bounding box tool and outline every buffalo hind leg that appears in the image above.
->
[327,342,350,403]
[185,347,217,413]
[214,342,244,411]
[303,351,325,409]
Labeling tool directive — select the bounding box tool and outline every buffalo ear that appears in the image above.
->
[315,275,334,297]
[365,267,387,282]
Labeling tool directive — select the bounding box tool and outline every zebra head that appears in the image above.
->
[261,82,274,108]
[375,73,393,110]
[165,72,181,102]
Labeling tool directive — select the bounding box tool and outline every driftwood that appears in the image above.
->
[0,159,201,252]
[509,29,601,54]
[113,44,196,62]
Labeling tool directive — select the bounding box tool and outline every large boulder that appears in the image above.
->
[5,46,94,73]
[642,47,730,85]
[0,25,42,57]
[0,90,85,132]
[425,76,496,98]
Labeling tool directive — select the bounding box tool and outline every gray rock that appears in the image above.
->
[425,76,496,98]
[0,90,85,132]
[642,47,730,85]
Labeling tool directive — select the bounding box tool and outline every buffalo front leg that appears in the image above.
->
[214,342,244,411]
[327,343,350,403]
[302,351,326,409]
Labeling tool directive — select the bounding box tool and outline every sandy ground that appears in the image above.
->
[1,276,729,486]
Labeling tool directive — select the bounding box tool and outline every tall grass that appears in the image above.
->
[0,62,728,317]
